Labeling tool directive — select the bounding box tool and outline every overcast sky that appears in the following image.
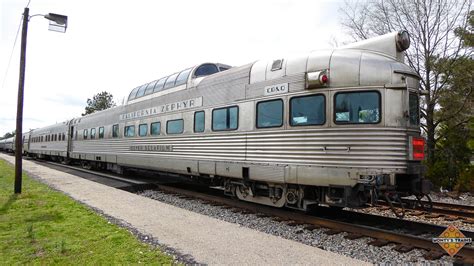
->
[0,0,346,137]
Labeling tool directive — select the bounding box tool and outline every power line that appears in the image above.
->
[1,14,23,90]
[1,0,32,90]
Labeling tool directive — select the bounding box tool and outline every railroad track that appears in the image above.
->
[36,159,474,264]
[376,199,474,221]
[153,184,474,264]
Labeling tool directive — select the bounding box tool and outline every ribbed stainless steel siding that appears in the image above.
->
[72,127,409,170]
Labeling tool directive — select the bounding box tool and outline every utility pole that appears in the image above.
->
[14,7,29,194]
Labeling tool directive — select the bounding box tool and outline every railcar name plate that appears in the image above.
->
[120,97,203,120]
[130,145,173,152]
[264,83,288,96]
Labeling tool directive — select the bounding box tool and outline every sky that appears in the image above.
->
[0,0,347,137]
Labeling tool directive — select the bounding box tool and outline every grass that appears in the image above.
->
[0,159,174,264]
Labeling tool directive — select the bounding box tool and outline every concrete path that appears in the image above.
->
[0,154,368,265]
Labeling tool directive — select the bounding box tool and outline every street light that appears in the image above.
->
[14,7,68,194]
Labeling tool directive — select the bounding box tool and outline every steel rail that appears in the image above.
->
[376,200,474,220]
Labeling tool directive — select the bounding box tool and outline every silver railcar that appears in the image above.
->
[29,122,69,159]
[27,31,429,210]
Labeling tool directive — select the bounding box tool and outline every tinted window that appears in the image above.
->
[164,73,179,89]
[136,84,148,98]
[83,129,88,140]
[128,87,140,101]
[212,106,238,131]
[194,111,205,132]
[145,80,158,95]
[124,125,135,137]
[151,122,161,135]
[153,77,167,92]
[167,119,184,134]
[409,93,419,125]
[175,68,192,86]
[195,64,219,77]
[335,91,380,124]
[139,124,148,137]
[90,128,96,139]
[257,99,283,128]
[99,127,104,139]
[112,124,119,138]
[290,95,325,126]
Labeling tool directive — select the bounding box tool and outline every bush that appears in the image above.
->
[454,166,474,192]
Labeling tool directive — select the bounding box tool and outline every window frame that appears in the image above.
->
[83,129,88,140]
[164,73,179,90]
[124,125,136,137]
[99,127,105,139]
[150,122,161,136]
[194,111,205,133]
[333,90,382,125]
[409,92,420,126]
[166,119,184,134]
[212,106,239,131]
[112,124,119,138]
[139,123,148,137]
[90,128,96,139]
[256,99,284,129]
[289,94,326,127]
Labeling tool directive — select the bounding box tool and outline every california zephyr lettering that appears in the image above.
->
[120,97,202,120]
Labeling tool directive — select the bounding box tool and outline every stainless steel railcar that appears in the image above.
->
[24,31,430,211]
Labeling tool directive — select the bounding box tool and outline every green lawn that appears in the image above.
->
[0,159,174,264]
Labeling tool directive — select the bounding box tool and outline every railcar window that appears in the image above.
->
[124,125,135,137]
[75,130,78,140]
[194,111,205,132]
[195,64,219,78]
[84,129,88,140]
[151,122,161,135]
[90,128,96,139]
[212,106,238,131]
[128,87,140,101]
[145,80,158,95]
[164,73,179,90]
[409,93,420,125]
[139,124,148,137]
[41,136,43,142]
[112,124,119,138]
[334,91,380,124]
[290,95,325,126]
[136,84,148,98]
[175,68,192,87]
[257,99,283,128]
[153,77,167,93]
[167,119,184,134]
[99,127,104,139]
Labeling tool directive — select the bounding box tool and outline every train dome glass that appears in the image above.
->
[127,63,231,102]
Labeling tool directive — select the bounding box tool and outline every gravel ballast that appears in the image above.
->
[138,189,462,264]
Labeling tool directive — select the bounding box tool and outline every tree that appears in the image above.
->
[339,0,472,166]
[427,11,473,190]
[82,91,116,116]
[1,130,16,140]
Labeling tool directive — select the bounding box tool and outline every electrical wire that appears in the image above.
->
[1,0,32,90]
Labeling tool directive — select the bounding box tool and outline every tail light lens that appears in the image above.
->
[412,137,425,160]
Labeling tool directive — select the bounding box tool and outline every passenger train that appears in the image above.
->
[0,31,431,211]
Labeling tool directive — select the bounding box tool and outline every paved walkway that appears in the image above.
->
[1,154,368,265]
